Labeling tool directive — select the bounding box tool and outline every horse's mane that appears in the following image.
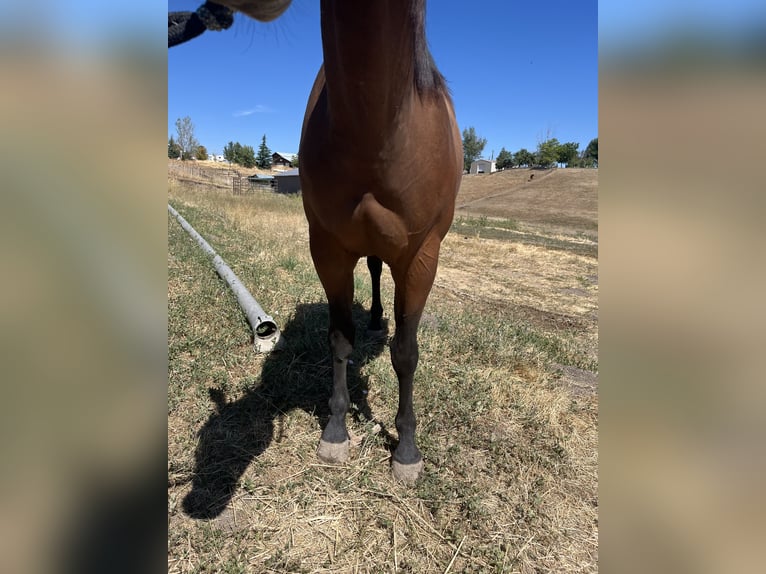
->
[412,0,447,95]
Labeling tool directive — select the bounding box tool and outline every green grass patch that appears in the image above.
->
[450,214,598,257]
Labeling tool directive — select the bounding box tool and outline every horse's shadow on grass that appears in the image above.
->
[182,302,391,519]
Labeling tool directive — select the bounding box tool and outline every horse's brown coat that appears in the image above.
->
[300,1,461,482]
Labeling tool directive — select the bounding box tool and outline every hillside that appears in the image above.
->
[456,168,598,236]
[168,160,598,237]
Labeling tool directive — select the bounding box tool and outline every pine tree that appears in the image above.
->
[256,134,272,169]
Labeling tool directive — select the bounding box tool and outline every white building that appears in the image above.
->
[469,159,496,174]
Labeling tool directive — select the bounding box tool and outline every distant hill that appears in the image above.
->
[456,168,598,235]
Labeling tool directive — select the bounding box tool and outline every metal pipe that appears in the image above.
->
[168,204,282,352]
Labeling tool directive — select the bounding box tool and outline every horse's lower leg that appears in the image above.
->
[367,256,383,332]
[317,301,355,463]
[390,310,424,483]
[309,228,357,464]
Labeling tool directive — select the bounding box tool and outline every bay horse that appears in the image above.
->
[211,0,461,483]
[299,0,462,483]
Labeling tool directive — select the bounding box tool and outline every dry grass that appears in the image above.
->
[457,168,598,237]
[168,166,598,573]
[436,234,598,370]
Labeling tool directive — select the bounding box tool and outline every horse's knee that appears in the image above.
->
[329,329,353,361]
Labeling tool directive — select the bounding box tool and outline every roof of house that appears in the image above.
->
[274,168,299,177]
[273,151,298,161]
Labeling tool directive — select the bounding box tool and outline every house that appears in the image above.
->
[273,168,301,194]
[272,151,298,170]
[469,159,496,174]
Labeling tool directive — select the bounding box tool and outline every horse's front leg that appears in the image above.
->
[318,302,355,463]
[309,228,357,464]
[390,309,424,482]
[389,235,441,483]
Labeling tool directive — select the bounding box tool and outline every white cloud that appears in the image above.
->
[233,105,274,117]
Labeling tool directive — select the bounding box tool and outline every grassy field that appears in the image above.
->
[457,168,598,239]
[168,167,598,573]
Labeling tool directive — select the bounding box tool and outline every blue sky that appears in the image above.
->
[599,0,766,46]
[168,0,598,159]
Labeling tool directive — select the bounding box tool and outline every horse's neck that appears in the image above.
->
[320,0,422,142]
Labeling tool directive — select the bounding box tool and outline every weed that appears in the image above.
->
[279,255,300,271]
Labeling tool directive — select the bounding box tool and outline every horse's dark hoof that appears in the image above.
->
[391,459,423,484]
[317,439,349,464]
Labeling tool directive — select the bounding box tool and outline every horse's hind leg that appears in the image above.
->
[309,227,358,464]
[366,256,384,333]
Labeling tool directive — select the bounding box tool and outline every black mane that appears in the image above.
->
[412,0,447,95]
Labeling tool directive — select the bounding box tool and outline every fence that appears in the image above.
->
[168,160,240,190]
[233,173,276,195]
[169,160,276,195]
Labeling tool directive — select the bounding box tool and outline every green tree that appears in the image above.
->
[224,141,243,164]
[536,138,560,168]
[583,137,598,167]
[240,145,256,168]
[174,116,199,161]
[557,142,580,167]
[256,134,272,169]
[513,148,534,168]
[495,147,513,170]
[223,141,256,167]
[196,145,208,161]
[168,136,181,159]
[462,126,487,173]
